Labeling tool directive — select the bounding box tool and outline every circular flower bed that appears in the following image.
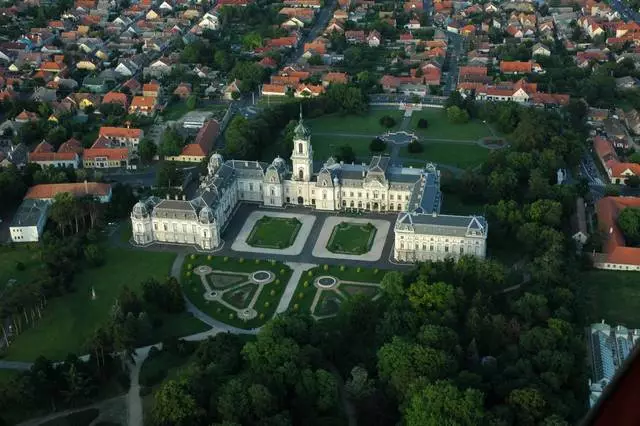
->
[315,276,338,289]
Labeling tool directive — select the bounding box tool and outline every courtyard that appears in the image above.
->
[182,255,292,329]
[326,221,377,255]
[246,216,302,249]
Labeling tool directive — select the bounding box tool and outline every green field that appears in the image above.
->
[181,255,291,329]
[0,246,44,291]
[582,270,640,327]
[399,142,490,169]
[326,222,376,255]
[409,109,495,140]
[5,249,207,361]
[246,216,301,249]
[311,134,389,161]
[307,110,403,135]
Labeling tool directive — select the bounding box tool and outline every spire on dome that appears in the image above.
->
[294,104,310,139]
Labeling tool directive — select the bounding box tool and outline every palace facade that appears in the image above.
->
[131,113,488,261]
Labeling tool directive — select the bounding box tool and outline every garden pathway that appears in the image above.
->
[277,262,315,314]
[127,344,159,426]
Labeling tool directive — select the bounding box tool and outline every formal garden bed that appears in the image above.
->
[246,216,302,249]
[289,265,386,318]
[326,222,377,255]
[182,255,292,329]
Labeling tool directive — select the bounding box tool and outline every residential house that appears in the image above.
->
[198,11,220,30]
[114,59,139,77]
[173,82,192,99]
[616,76,640,91]
[143,81,161,98]
[499,60,543,74]
[367,30,381,47]
[129,96,156,116]
[122,78,141,95]
[102,92,129,110]
[28,140,80,169]
[261,84,288,96]
[224,79,241,100]
[593,196,640,271]
[623,109,640,135]
[594,136,640,185]
[294,84,324,97]
[322,72,348,86]
[98,126,143,152]
[532,43,551,56]
[83,76,108,93]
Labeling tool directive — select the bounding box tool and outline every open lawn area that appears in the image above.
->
[306,110,403,135]
[400,142,490,169]
[409,108,496,141]
[582,270,640,327]
[181,255,292,329]
[311,134,389,161]
[0,246,44,291]
[327,222,376,255]
[5,249,207,361]
[246,216,301,249]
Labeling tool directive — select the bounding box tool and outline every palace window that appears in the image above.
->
[173,223,178,232]
[445,246,449,253]
[154,223,158,231]
[405,195,409,201]
[390,194,394,200]
[182,224,187,233]
[299,169,304,180]
[203,230,207,238]
[192,225,196,233]
[270,188,275,196]
[430,245,434,251]
[249,183,253,191]
[460,247,464,254]
[163,223,167,231]
[323,191,327,200]
[298,143,303,154]
[350,192,354,197]
[400,243,404,249]
[358,192,362,198]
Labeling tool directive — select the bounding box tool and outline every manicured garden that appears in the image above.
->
[399,142,490,169]
[310,134,390,161]
[246,216,301,249]
[5,249,207,361]
[582,270,640,327]
[181,255,292,329]
[409,108,495,140]
[306,110,403,135]
[289,265,386,317]
[326,222,377,255]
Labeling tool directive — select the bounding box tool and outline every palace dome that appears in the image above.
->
[132,201,148,218]
[199,206,214,224]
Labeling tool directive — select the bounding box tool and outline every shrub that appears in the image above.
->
[190,254,196,260]
[207,255,212,260]
[408,140,424,153]
[293,304,299,310]
[259,313,265,320]
[418,118,428,128]
[303,281,309,288]
[308,271,313,277]
[187,264,192,269]
[298,292,304,299]
[370,137,387,152]
[223,256,229,262]
[323,264,329,271]
[216,307,221,313]
[374,268,379,274]
[271,259,277,265]
[270,289,276,296]
[280,268,285,274]
[357,267,361,273]
[275,279,280,284]
[340,265,345,272]
[255,259,260,264]
[264,302,270,308]
[379,115,396,128]
[186,271,191,277]
[15,261,25,271]
[239,258,244,263]
[229,313,234,319]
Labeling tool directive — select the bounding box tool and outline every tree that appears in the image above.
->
[333,145,356,163]
[617,207,640,246]
[186,95,197,110]
[417,118,428,128]
[156,161,183,187]
[159,127,184,157]
[403,381,484,426]
[407,140,423,153]
[224,116,256,159]
[380,271,405,301]
[508,387,547,424]
[345,366,375,401]
[369,137,386,152]
[152,379,203,426]
[379,115,396,128]
[626,175,640,188]
[49,192,78,236]
[447,106,470,124]
[308,54,323,66]
[630,152,640,164]
[138,138,157,164]
[83,244,104,267]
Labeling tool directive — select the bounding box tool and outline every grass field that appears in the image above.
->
[181,255,291,329]
[399,142,490,169]
[582,270,640,327]
[4,249,207,361]
[409,109,495,140]
[326,222,376,255]
[307,110,403,135]
[246,216,301,249]
[311,134,389,161]
[0,246,44,291]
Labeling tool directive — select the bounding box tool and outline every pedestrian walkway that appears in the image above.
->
[277,262,315,314]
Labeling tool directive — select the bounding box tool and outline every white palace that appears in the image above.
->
[131,113,488,262]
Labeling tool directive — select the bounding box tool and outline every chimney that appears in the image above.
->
[84,179,88,194]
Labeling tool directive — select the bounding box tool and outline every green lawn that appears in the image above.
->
[409,108,495,140]
[582,270,640,327]
[246,216,301,249]
[181,255,292,329]
[0,246,44,291]
[306,110,403,135]
[5,249,181,361]
[399,142,490,169]
[311,134,388,161]
[326,222,377,255]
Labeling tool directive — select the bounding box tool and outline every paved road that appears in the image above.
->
[288,0,337,65]
[443,32,465,96]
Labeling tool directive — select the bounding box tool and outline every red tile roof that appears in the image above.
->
[99,126,142,139]
[500,60,533,73]
[25,182,110,199]
[181,120,219,157]
[596,196,640,266]
[84,148,129,161]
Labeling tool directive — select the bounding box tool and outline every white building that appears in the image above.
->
[9,199,49,242]
[131,113,488,261]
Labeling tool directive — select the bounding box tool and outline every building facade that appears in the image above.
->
[131,114,488,261]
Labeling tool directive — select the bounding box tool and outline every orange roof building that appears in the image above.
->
[129,96,156,116]
[593,196,640,271]
[25,182,112,201]
[102,92,129,109]
[99,126,143,141]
